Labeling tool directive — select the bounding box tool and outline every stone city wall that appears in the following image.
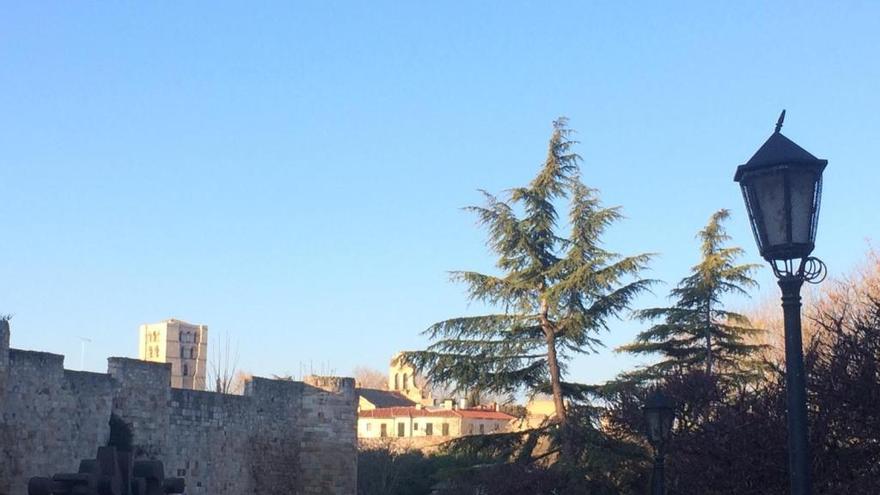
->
[0,321,356,495]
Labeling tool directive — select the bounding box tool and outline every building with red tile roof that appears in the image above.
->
[358,403,515,439]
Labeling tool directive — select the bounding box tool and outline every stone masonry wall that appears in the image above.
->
[299,377,357,495]
[0,324,356,495]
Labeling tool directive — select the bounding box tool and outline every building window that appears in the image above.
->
[479,424,485,434]
[397,423,405,437]
[366,423,372,432]
[380,424,387,438]
[442,423,449,436]
[183,364,189,376]
[394,374,399,390]
[190,348,195,358]
[425,423,433,436]
[413,422,419,431]
[403,373,409,389]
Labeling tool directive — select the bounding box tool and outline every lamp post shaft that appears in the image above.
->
[779,276,811,495]
[651,454,665,495]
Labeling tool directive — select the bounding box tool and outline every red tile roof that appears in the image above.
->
[455,409,516,420]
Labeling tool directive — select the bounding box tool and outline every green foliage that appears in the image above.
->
[618,209,765,382]
[426,405,649,495]
[604,288,880,494]
[404,118,653,421]
[357,447,485,495]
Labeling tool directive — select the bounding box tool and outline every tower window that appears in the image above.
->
[183,364,189,376]
[190,348,195,358]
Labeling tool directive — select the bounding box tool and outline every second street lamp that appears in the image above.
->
[643,390,675,495]
[734,110,828,495]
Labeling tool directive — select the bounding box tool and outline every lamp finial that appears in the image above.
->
[775,110,786,134]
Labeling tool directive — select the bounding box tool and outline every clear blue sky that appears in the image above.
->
[1,2,877,385]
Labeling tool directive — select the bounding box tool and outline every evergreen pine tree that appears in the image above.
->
[619,209,766,381]
[403,118,653,432]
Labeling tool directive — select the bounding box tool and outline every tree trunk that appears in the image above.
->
[541,298,574,463]
[704,330,713,375]
[540,299,567,423]
[544,330,567,423]
[545,327,575,464]
[705,304,714,376]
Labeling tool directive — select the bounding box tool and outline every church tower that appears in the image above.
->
[138,319,208,390]
[388,352,433,406]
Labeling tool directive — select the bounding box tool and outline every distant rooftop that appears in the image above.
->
[357,388,416,408]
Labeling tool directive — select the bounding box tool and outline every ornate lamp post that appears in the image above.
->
[643,389,675,495]
[734,110,827,495]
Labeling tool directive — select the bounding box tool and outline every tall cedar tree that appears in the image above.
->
[403,118,653,430]
[619,209,765,381]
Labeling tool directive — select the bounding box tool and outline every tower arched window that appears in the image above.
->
[403,373,409,390]
[394,373,399,390]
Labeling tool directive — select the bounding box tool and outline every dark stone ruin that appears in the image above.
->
[27,446,184,495]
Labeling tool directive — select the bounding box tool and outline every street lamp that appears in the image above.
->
[643,389,675,495]
[734,110,827,495]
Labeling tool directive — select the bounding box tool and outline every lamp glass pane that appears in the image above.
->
[751,172,787,248]
[789,170,816,244]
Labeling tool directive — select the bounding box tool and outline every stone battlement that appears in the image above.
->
[0,321,356,495]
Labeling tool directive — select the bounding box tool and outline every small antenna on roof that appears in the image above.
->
[775,109,786,134]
